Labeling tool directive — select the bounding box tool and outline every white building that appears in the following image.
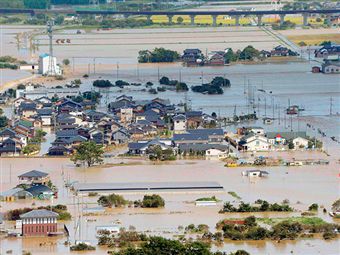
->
[39,53,62,76]
[240,134,271,152]
[293,137,309,149]
[205,148,228,159]
[120,107,133,124]
[173,114,187,134]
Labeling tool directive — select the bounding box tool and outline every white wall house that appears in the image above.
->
[205,148,228,159]
[39,53,62,76]
[242,135,271,152]
[173,114,187,134]
[293,137,309,149]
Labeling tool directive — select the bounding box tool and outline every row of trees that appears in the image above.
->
[138,48,180,63]
[97,193,165,209]
[100,235,249,255]
[191,76,231,95]
[159,76,189,91]
[5,204,71,221]
[93,79,132,88]
[217,215,339,241]
[224,46,261,63]
[220,200,293,213]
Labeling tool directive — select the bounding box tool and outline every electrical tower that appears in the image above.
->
[47,19,56,76]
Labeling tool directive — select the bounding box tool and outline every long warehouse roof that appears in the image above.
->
[73,181,224,193]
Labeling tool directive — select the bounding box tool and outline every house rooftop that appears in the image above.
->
[266,131,307,140]
[20,209,59,219]
[25,185,53,197]
[73,181,223,193]
[18,170,48,178]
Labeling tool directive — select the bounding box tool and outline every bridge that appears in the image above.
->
[0,8,339,26]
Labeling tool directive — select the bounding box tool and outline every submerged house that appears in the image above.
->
[20,209,59,236]
[18,170,50,185]
[0,188,33,201]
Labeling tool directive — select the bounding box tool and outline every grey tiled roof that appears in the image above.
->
[18,170,48,178]
[20,209,59,219]
[266,131,307,140]
[179,143,228,152]
[73,181,223,193]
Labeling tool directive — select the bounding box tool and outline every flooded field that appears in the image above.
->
[0,25,339,254]
[0,153,339,254]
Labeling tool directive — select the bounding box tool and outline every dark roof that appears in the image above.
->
[56,129,79,138]
[266,131,307,140]
[48,145,70,153]
[18,170,48,178]
[179,143,228,152]
[68,135,88,143]
[183,49,202,54]
[20,102,37,111]
[173,114,186,121]
[128,142,146,150]
[25,185,53,197]
[0,128,16,137]
[186,111,203,118]
[20,209,58,219]
[37,108,53,116]
[173,128,224,141]
[0,146,21,153]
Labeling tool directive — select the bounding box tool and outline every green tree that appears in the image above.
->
[62,58,70,66]
[98,193,126,208]
[308,203,318,211]
[0,116,9,128]
[288,141,295,150]
[71,141,104,167]
[177,16,184,24]
[240,45,260,60]
[224,48,238,63]
[142,194,165,208]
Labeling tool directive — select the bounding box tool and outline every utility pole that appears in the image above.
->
[284,113,286,129]
[272,96,274,119]
[179,68,182,83]
[157,65,160,81]
[278,103,281,125]
[116,62,119,79]
[47,19,56,76]
[330,97,333,116]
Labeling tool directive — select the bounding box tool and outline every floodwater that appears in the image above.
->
[0,25,339,254]
[0,152,340,254]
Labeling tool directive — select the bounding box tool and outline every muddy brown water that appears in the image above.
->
[0,154,339,254]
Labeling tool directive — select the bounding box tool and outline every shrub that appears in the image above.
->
[93,80,113,88]
[70,243,95,251]
[97,193,126,208]
[142,194,165,208]
[308,203,319,211]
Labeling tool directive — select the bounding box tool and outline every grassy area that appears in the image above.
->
[228,191,242,200]
[257,217,327,226]
[287,33,340,46]
[196,196,220,202]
